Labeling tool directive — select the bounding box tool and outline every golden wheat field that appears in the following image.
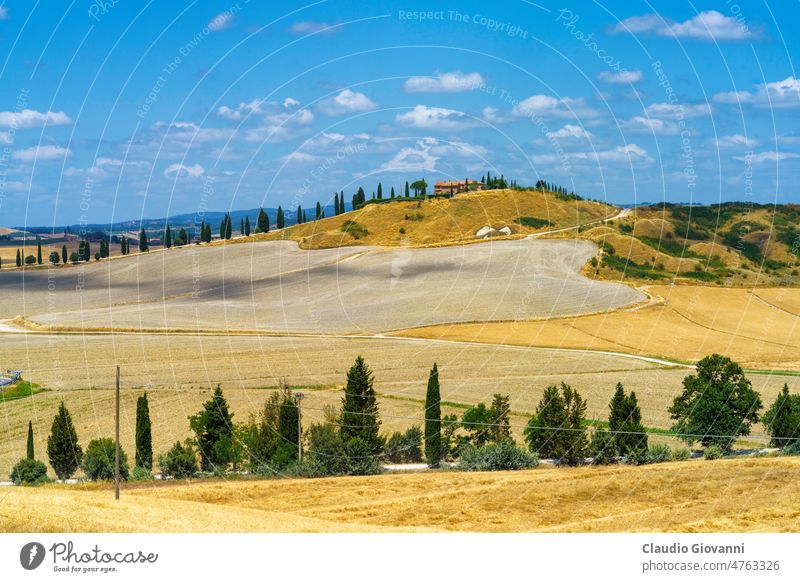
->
[398,284,800,370]
[0,332,796,479]
[3,456,800,532]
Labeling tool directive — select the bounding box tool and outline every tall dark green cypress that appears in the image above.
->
[340,356,383,455]
[139,228,149,252]
[390,186,395,199]
[316,201,322,220]
[424,363,442,467]
[377,182,383,199]
[135,392,153,470]
[277,206,284,229]
[257,208,269,233]
[244,216,251,236]
[62,244,68,264]
[334,193,339,216]
[165,225,172,248]
[16,249,21,267]
[36,239,42,264]
[405,181,410,197]
[47,401,83,480]
[297,205,303,224]
[27,420,34,460]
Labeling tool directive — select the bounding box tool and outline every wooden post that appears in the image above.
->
[115,366,120,500]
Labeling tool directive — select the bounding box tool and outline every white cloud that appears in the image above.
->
[546,124,592,139]
[710,134,759,148]
[379,138,440,172]
[512,95,597,119]
[317,90,377,116]
[0,131,12,144]
[531,144,651,165]
[404,71,485,93]
[481,107,507,124]
[733,151,800,164]
[289,21,341,35]
[163,163,205,178]
[0,7,8,19]
[611,10,752,41]
[621,116,680,135]
[282,151,318,164]
[714,76,800,108]
[644,102,712,119]
[217,99,266,120]
[283,97,300,108]
[598,70,643,84]
[13,145,71,161]
[208,12,234,32]
[0,109,72,128]
[395,105,472,129]
[153,121,233,142]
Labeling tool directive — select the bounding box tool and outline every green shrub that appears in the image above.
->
[340,220,369,239]
[704,444,723,460]
[624,448,651,465]
[672,447,691,461]
[589,428,618,465]
[306,422,348,476]
[269,442,298,471]
[780,440,800,456]
[458,441,539,472]
[345,437,383,476]
[82,437,130,481]
[516,216,552,229]
[131,465,153,481]
[647,443,673,464]
[384,426,423,464]
[10,458,49,485]
[159,439,198,479]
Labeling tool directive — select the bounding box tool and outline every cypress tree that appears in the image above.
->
[178,228,188,246]
[390,186,395,199]
[340,356,383,455]
[16,249,21,267]
[62,245,68,264]
[257,208,269,233]
[297,205,303,224]
[47,401,83,480]
[226,214,233,239]
[165,225,172,248]
[405,181,410,197]
[37,239,42,264]
[424,363,442,467]
[135,392,153,470]
[199,221,206,242]
[303,209,307,223]
[27,420,34,460]
[277,206,284,229]
[139,228,148,252]
[244,216,251,236]
[240,218,245,236]
[340,191,345,212]
[189,385,234,471]
[763,384,800,447]
[377,182,383,199]
[316,201,322,220]
[206,223,212,242]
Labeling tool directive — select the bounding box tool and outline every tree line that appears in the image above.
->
[10,353,798,485]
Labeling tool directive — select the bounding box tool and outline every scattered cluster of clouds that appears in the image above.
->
[512,95,598,119]
[164,163,205,178]
[207,11,234,32]
[714,76,800,108]
[611,10,752,41]
[396,105,471,129]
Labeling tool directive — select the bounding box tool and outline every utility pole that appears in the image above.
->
[115,366,120,500]
[295,392,304,462]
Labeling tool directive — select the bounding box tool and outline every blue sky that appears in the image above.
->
[1,0,799,226]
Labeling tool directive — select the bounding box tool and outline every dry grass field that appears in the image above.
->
[0,238,644,333]
[0,332,796,478]
[398,285,800,370]
[3,456,800,532]
[262,188,615,249]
